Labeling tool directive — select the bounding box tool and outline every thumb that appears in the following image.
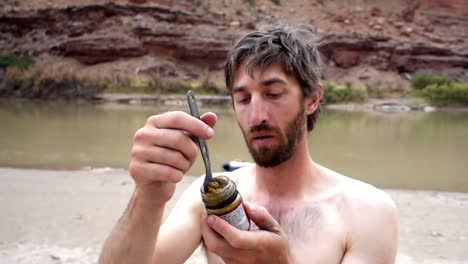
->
[200,112,217,130]
[244,202,281,234]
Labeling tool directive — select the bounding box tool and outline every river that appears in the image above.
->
[1,98,467,192]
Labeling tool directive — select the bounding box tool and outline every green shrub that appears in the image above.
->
[411,73,454,90]
[323,82,367,104]
[101,77,224,95]
[418,82,468,106]
[0,53,34,71]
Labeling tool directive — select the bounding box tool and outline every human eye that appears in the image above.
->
[235,94,250,104]
[266,92,281,99]
[238,97,250,104]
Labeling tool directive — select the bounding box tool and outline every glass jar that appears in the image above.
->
[200,175,250,231]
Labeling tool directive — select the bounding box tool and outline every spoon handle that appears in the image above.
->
[187,90,212,192]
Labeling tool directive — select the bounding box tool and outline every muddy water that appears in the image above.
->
[1,99,467,192]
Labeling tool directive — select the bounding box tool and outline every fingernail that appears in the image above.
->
[206,127,214,137]
[207,215,215,225]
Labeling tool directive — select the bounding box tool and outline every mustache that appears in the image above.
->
[249,123,275,133]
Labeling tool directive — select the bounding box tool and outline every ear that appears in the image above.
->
[305,83,323,115]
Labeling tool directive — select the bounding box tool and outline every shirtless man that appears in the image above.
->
[99,24,398,264]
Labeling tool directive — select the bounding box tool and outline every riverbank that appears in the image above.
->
[94,92,468,112]
[0,168,467,264]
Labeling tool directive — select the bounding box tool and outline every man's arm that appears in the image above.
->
[98,187,167,264]
[98,111,217,264]
[341,190,399,264]
[152,176,206,263]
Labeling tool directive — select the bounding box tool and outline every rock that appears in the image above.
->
[400,27,413,36]
[230,21,241,27]
[424,106,437,112]
[137,62,179,77]
[121,181,131,185]
[370,7,382,16]
[394,22,404,29]
[373,24,383,31]
[320,34,468,74]
[424,32,443,43]
[373,103,411,112]
[51,36,148,65]
[358,69,371,80]
[1,2,466,86]
[334,15,346,23]
[332,50,360,68]
[424,25,434,33]
[401,0,419,22]
[376,17,385,25]
[431,231,444,237]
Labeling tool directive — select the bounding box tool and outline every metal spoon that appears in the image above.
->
[186,90,212,192]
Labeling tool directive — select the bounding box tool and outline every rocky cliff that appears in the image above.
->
[1,0,467,98]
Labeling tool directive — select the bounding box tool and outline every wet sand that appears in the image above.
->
[0,168,467,264]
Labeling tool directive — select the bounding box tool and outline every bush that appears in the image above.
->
[410,73,468,106]
[418,82,468,106]
[0,53,34,71]
[323,82,367,104]
[100,77,224,95]
[411,73,454,90]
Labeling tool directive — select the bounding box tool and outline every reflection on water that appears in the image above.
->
[1,99,467,192]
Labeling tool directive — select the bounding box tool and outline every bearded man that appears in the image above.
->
[99,24,398,264]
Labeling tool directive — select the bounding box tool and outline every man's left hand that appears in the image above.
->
[201,202,293,264]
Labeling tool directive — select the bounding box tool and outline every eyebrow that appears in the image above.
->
[232,77,287,94]
[261,77,288,87]
[232,86,246,94]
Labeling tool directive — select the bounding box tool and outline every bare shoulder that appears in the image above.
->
[324,168,396,210]
[322,166,398,223]
[320,166,399,262]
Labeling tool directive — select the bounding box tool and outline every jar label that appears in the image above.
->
[219,203,250,231]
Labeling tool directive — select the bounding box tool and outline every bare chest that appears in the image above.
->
[263,203,347,264]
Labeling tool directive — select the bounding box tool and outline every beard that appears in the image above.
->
[242,104,306,168]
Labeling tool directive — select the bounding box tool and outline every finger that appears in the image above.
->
[129,160,184,183]
[134,128,199,164]
[207,215,254,250]
[200,112,217,129]
[147,111,214,139]
[244,202,281,234]
[201,214,232,256]
[131,144,191,173]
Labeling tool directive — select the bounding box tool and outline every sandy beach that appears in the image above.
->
[0,167,467,264]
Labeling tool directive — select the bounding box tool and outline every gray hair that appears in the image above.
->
[225,24,323,131]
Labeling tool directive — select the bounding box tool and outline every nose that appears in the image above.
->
[249,95,268,127]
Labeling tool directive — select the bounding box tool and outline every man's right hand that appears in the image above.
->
[128,111,217,204]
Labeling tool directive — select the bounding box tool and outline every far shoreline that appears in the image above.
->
[60,93,468,113]
[3,93,468,112]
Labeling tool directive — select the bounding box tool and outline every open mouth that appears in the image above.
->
[251,135,275,146]
[254,136,273,140]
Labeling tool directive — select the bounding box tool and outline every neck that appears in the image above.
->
[254,137,320,199]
